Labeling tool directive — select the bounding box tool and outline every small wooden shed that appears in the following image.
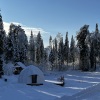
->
[14,62,26,74]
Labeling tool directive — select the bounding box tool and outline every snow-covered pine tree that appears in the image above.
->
[16,25,28,63]
[5,32,14,63]
[44,49,48,64]
[36,46,41,64]
[5,24,28,63]
[76,25,89,71]
[58,37,64,71]
[0,13,6,74]
[94,23,100,64]
[49,35,52,48]
[90,41,96,71]
[70,35,75,69]
[29,31,35,63]
[64,32,69,66]
[88,24,100,71]
[36,31,42,65]
[42,49,48,71]
[13,29,20,62]
[40,39,44,62]
[49,46,55,70]
[54,38,58,69]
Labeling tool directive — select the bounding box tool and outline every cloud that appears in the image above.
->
[3,22,50,47]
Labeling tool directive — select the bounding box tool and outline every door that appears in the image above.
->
[32,75,37,83]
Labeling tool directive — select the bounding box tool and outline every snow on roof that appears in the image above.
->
[20,65,44,76]
[15,62,26,69]
[22,65,43,75]
[18,65,44,84]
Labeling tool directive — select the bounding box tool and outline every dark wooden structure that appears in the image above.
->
[32,75,37,83]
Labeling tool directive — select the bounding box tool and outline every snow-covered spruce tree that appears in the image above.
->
[94,23,100,64]
[49,35,52,47]
[44,49,48,64]
[0,13,6,74]
[5,32,14,63]
[58,37,64,71]
[13,29,20,62]
[29,31,35,63]
[54,38,58,69]
[49,46,55,70]
[76,25,89,71]
[5,24,28,63]
[16,25,28,63]
[36,31,44,65]
[90,41,96,71]
[70,35,75,69]
[40,39,44,62]
[64,32,69,66]
[36,46,41,64]
[88,24,100,71]
[4,25,14,63]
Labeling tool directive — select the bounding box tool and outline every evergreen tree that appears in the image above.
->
[5,34,14,62]
[58,37,64,71]
[49,46,55,70]
[13,30,20,62]
[5,24,28,63]
[77,25,89,71]
[64,32,69,66]
[36,31,42,64]
[70,35,75,69]
[49,35,52,47]
[40,39,44,62]
[44,50,48,63]
[94,23,100,65]
[54,38,58,69]
[90,41,96,70]
[0,13,7,71]
[29,31,35,63]
[16,25,28,63]
[36,31,44,65]
[95,23,99,33]
[36,46,41,64]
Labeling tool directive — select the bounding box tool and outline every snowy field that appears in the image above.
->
[0,70,100,100]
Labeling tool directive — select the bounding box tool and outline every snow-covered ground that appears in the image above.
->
[0,70,100,100]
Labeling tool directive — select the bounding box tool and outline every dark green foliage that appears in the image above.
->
[29,31,35,62]
[36,32,44,64]
[58,38,64,70]
[49,48,55,66]
[77,25,89,71]
[64,32,69,65]
[70,35,75,69]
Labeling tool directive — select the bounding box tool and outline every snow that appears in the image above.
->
[15,62,26,69]
[3,63,15,75]
[0,70,100,100]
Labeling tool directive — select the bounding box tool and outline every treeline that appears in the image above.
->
[0,13,100,73]
[49,24,100,71]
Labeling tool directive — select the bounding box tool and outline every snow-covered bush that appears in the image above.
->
[3,63,15,75]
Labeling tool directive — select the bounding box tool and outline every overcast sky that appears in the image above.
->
[0,0,100,47]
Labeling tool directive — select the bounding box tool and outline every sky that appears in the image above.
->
[0,0,100,47]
